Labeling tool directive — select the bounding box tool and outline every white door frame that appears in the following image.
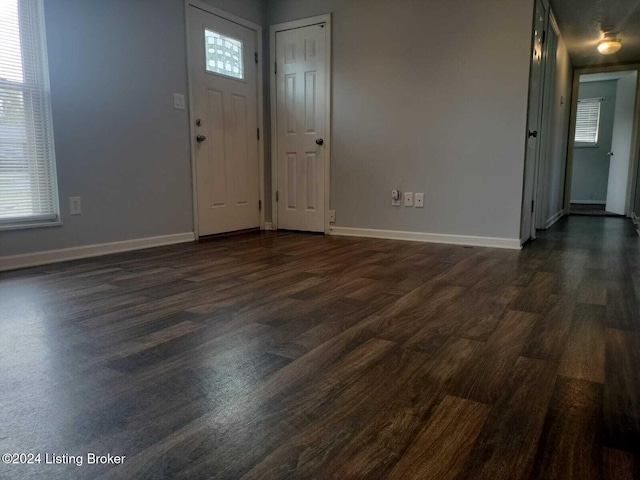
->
[563,62,640,217]
[534,12,560,230]
[520,0,550,243]
[185,0,266,239]
[270,14,332,233]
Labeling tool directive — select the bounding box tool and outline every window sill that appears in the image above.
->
[0,221,63,232]
[575,143,599,149]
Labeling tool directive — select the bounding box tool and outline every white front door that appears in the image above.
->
[521,0,547,243]
[606,71,637,215]
[275,23,327,232]
[189,6,260,236]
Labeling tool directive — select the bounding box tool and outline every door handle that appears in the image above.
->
[196,135,207,143]
[315,138,324,146]
[528,130,538,138]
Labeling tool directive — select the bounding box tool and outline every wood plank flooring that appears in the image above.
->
[0,215,639,479]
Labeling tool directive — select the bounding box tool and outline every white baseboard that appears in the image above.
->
[0,232,195,272]
[544,210,564,229]
[329,226,521,250]
[632,213,639,224]
[571,200,606,205]
[263,222,274,231]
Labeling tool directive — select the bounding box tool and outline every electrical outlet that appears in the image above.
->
[173,93,186,110]
[414,193,424,208]
[329,210,336,223]
[391,190,401,207]
[404,192,414,207]
[70,197,81,215]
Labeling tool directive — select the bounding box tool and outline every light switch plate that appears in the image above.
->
[404,192,414,207]
[70,196,81,215]
[414,193,424,208]
[173,93,186,110]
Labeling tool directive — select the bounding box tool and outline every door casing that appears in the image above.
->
[270,14,332,233]
[185,0,265,239]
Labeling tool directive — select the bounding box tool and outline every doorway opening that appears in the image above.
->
[568,70,638,217]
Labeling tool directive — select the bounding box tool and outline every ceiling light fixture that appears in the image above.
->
[598,37,622,55]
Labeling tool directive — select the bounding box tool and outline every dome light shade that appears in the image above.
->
[598,38,622,55]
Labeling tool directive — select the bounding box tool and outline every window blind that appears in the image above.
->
[574,98,601,146]
[0,0,58,227]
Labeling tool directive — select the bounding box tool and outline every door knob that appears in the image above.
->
[528,130,538,138]
[315,138,324,146]
[196,135,207,143]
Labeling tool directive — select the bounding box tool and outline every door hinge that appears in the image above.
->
[276,190,279,202]
[257,128,260,140]
[274,62,277,74]
[259,199,262,211]
[255,52,258,64]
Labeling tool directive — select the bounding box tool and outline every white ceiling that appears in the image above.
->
[550,0,640,67]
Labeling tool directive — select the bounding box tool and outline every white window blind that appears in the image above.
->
[575,98,602,146]
[0,0,59,228]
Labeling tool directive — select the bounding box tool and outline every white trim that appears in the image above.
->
[329,226,521,250]
[544,210,564,229]
[270,14,332,233]
[184,1,265,239]
[263,222,274,230]
[0,233,195,272]
[0,220,63,231]
[631,212,639,224]
[186,1,260,31]
[571,199,606,205]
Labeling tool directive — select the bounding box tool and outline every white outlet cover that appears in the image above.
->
[404,192,414,207]
[415,193,424,208]
[329,210,336,223]
[173,93,186,110]
[70,196,81,215]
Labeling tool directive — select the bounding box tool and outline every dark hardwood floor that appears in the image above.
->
[0,215,639,479]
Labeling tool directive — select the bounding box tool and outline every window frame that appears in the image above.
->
[0,0,60,231]
[204,28,246,82]
[574,97,602,148]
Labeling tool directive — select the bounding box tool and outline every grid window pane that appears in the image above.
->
[204,29,243,80]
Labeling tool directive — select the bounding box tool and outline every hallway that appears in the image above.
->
[0,216,638,479]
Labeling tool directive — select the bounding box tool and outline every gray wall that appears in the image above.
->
[538,32,572,226]
[268,0,534,240]
[570,80,617,203]
[2,0,536,259]
[0,0,266,257]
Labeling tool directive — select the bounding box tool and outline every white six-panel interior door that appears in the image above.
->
[274,21,328,232]
[189,5,261,236]
[521,0,547,243]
